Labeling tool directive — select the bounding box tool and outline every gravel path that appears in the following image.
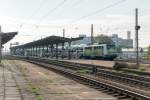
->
[0,60,35,100]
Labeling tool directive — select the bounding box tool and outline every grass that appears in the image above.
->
[139,67,146,71]
[76,69,90,75]
[28,82,44,100]
[31,86,40,95]
[144,55,150,60]
[44,79,53,83]
[18,66,44,100]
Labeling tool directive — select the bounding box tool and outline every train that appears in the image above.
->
[81,44,117,60]
[55,43,117,60]
[21,44,117,60]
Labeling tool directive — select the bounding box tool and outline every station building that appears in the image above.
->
[10,36,83,60]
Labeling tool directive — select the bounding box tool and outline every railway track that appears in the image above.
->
[26,57,150,90]
[16,57,150,100]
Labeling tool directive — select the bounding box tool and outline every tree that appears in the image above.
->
[144,46,150,60]
[94,34,113,44]
[147,46,150,55]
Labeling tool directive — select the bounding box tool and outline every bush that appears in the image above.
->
[113,62,128,70]
[113,61,138,70]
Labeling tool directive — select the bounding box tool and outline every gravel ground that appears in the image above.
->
[62,59,150,73]
[2,60,117,100]
[62,59,114,68]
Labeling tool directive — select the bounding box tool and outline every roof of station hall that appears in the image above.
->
[11,35,83,49]
[2,32,18,44]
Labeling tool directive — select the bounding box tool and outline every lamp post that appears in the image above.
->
[135,8,140,68]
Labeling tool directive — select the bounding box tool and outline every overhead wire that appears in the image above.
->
[39,0,68,21]
[28,0,82,29]
[10,0,68,30]
[140,8,150,14]
[29,0,49,19]
[32,0,68,30]
[52,0,84,29]
[18,0,127,34]
[71,0,83,6]
[19,0,48,29]
[70,0,127,23]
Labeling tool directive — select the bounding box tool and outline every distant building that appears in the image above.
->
[72,34,133,49]
[119,48,147,59]
[111,34,133,48]
[72,34,91,45]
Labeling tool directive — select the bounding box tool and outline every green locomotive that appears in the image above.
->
[82,44,117,60]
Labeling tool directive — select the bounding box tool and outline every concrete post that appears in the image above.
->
[42,45,44,57]
[56,44,58,59]
[68,42,71,60]
[46,45,48,58]
[32,47,34,56]
[36,46,37,56]
[62,42,64,59]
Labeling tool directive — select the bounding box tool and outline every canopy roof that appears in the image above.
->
[2,32,18,44]
[11,35,83,49]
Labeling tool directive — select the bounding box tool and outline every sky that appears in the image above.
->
[1,0,150,51]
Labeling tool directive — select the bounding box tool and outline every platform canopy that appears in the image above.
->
[2,32,18,45]
[11,35,83,49]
